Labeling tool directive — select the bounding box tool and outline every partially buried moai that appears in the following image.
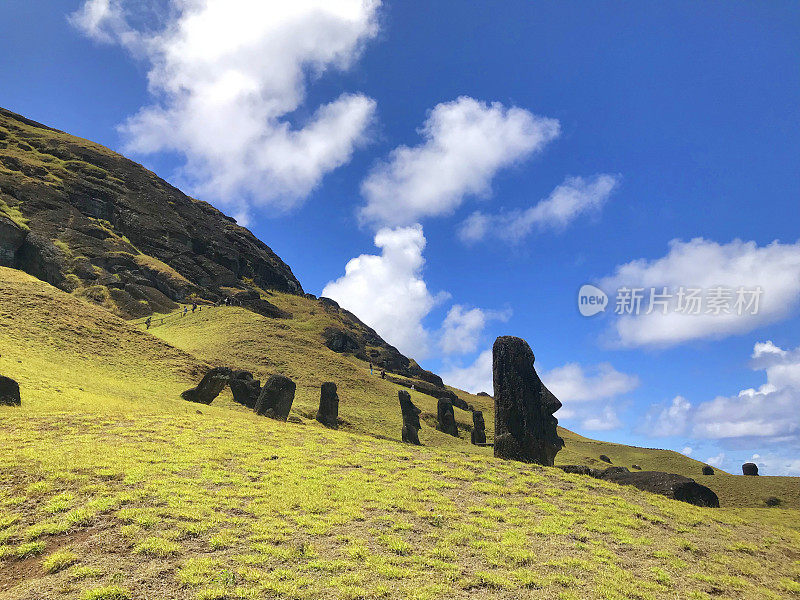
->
[399,390,422,445]
[492,336,564,465]
[316,382,340,428]
[471,410,486,445]
[254,375,296,421]
[436,399,459,437]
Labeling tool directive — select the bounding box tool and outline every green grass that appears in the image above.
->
[1,267,799,599]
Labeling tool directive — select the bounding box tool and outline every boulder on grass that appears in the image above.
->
[316,382,339,428]
[702,466,715,476]
[599,455,612,464]
[228,370,261,409]
[255,375,296,421]
[765,497,781,507]
[181,367,232,405]
[0,375,21,406]
[492,336,564,465]
[599,470,719,508]
[742,462,759,476]
[631,464,642,470]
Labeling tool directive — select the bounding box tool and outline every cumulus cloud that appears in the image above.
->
[359,96,560,227]
[439,305,511,355]
[641,395,692,437]
[682,447,693,456]
[442,355,637,432]
[71,0,380,214]
[643,341,800,472]
[321,224,447,358]
[705,452,726,468]
[441,349,494,396]
[600,238,800,348]
[459,174,620,243]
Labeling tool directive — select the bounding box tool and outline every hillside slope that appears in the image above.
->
[2,268,799,600]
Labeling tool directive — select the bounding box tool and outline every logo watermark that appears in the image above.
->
[578,285,763,317]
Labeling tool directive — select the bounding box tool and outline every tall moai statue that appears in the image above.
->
[399,390,422,445]
[316,382,340,428]
[471,410,486,445]
[492,336,564,465]
[255,374,296,421]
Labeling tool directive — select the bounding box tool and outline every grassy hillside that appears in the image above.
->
[2,267,800,600]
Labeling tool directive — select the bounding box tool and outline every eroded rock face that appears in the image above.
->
[316,382,339,429]
[0,375,21,406]
[255,375,296,421]
[702,466,715,476]
[228,370,261,409]
[0,214,27,267]
[492,336,564,465]
[399,390,421,445]
[436,400,459,437]
[471,410,487,445]
[742,462,759,476]
[181,367,232,405]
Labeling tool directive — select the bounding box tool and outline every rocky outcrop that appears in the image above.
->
[436,400,459,437]
[399,390,421,445]
[231,290,291,319]
[323,327,361,354]
[476,391,491,397]
[228,370,261,409]
[181,367,232,405]
[742,462,759,476]
[0,375,21,406]
[702,466,714,476]
[255,375,296,421]
[599,455,612,464]
[471,410,486,445]
[0,107,302,318]
[492,336,564,465]
[316,382,339,429]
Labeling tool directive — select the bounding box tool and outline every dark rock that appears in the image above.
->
[476,391,492,397]
[323,327,361,354]
[599,470,719,508]
[228,370,261,409]
[492,336,564,465]
[599,455,612,464]
[181,367,232,405]
[631,464,642,470]
[471,410,487,445]
[255,375,296,421]
[232,290,291,319]
[556,465,602,478]
[316,382,339,429]
[0,375,21,406]
[742,462,759,476]
[436,399,459,437]
[319,297,340,311]
[399,390,421,445]
[0,213,27,267]
[599,466,630,477]
[702,466,715,476]
[385,373,461,405]
[765,496,781,507]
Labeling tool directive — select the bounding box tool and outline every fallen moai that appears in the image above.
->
[181,367,232,405]
[228,370,261,409]
[255,375,296,421]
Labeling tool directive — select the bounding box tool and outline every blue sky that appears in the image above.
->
[2,1,799,474]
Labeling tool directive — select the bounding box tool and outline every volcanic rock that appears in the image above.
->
[316,382,339,429]
[742,462,759,476]
[436,399,459,437]
[702,466,715,476]
[0,375,21,406]
[181,367,232,405]
[471,410,487,445]
[228,370,261,409]
[399,390,421,445]
[255,375,296,421]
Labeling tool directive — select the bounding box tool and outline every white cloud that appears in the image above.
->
[459,174,620,243]
[439,305,511,355]
[601,238,800,348]
[441,349,494,396]
[542,362,639,403]
[705,452,726,468]
[641,395,692,437]
[682,446,693,456]
[321,224,446,358]
[71,0,380,213]
[442,355,636,433]
[359,96,560,227]
[643,341,800,464]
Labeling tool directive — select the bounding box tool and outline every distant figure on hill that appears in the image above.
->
[183,306,188,317]
[192,302,197,313]
[380,370,386,379]
[145,316,152,329]
[369,363,373,375]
